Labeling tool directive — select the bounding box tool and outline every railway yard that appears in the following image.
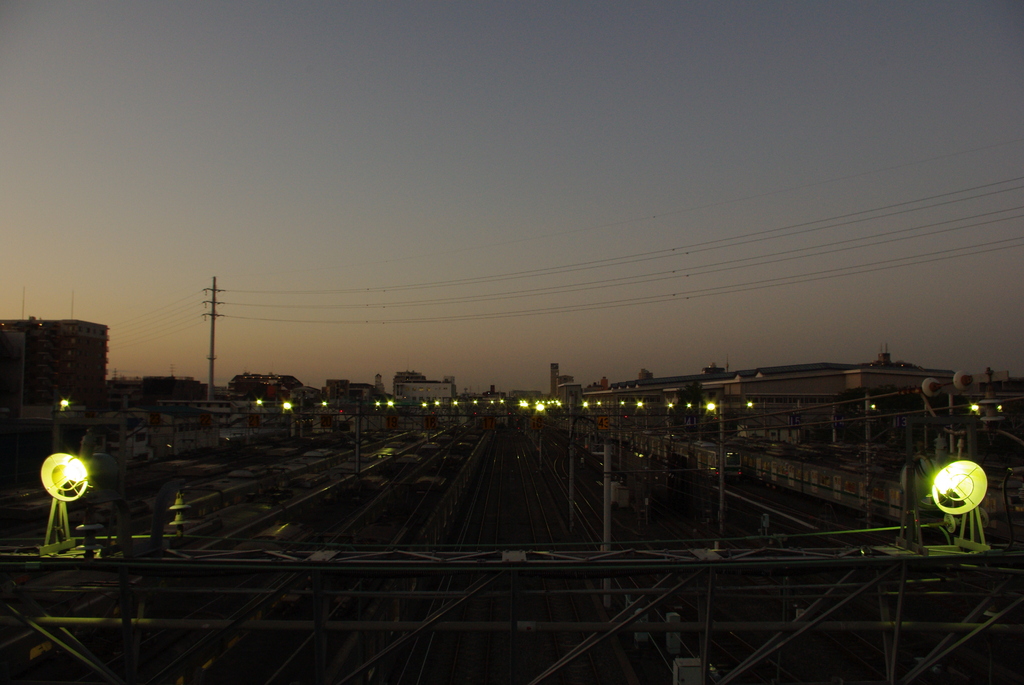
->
[1,418,1023,684]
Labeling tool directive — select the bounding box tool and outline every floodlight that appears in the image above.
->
[41,453,90,502]
[932,460,988,514]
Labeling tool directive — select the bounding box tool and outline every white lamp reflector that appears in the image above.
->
[41,453,90,502]
[931,460,987,514]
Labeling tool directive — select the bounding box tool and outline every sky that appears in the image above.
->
[2,2,1023,393]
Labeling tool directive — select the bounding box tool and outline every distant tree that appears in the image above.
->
[680,381,704,411]
[670,381,705,430]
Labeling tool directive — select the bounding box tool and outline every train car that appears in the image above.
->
[646,434,1018,533]
[691,442,743,481]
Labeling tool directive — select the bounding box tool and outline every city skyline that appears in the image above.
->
[3,2,1023,392]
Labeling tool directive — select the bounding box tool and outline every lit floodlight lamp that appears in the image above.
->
[59,399,70,411]
[706,402,716,413]
[282,401,293,411]
[929,459,990,553]
[40,451,103,554]
[41,453,90,502]
[932,460,987,515]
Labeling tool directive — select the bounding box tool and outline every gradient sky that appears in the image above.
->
[3,2,1023,393]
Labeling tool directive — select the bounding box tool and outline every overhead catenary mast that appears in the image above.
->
[203,277,223,401]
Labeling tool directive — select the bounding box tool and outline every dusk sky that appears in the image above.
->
[3,2,1023,393]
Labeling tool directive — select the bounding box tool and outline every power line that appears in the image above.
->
[228,176,1024,296]
[225,236,1024,324]
[220,208,1023,310]
[110,319,206,350]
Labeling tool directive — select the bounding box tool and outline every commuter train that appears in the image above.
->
[691,442,743,481]
[634,434,1019,532]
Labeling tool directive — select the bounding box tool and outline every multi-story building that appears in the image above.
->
[323,379,350,402]
[0,318,108,418]
[392,370,455,402]
[227,372,303,401]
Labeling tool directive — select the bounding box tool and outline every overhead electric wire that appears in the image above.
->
[226,235,1024,324]
[113,306,205,344]
[220,208,1023,310]
[111,318,206,350]
[113,300,203,336]
[240,136,1024,279]
[228,175,1024,296]
[110,290,204,329]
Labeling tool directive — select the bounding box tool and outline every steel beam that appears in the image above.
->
[526,571,702,685]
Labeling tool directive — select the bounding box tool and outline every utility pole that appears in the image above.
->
[603,440,612,608]
[567,410,576,534]
[864,391,872,527]
[355,397,362,475]
[718,403,726,538]
[203,277,223,401]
